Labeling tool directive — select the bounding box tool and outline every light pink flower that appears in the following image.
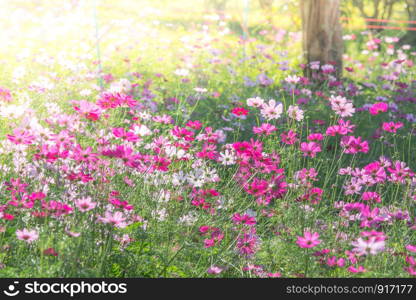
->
[75,197,97,212]
[16,228,39,243]
[296,231,321,248]
[207,265,224,274]
[260,100,283,120]
[351,237,385,256]
[98,211,127,228]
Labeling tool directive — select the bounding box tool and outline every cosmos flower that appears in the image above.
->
[75,197,97,212]
[382,121,403,133]
[296,231,321,248]
[300,142,321,158]
[16,228,39,243]
[369,102,388,115]
[351,237,385,256]
[260,99,283,120]
[287,105,304,121]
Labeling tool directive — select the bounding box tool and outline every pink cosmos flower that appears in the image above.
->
[360,231,386,241]
[97,211,127,228]
[203,228,224,248]
[326,125,348,136]
[404,267,416,276]
[351,237,385,256]
[253,123,276,136]
[300,142,321,158]
[231,107,249,116]
[244,178,269,197]
[307,133,323,141]
[326,256,345,267]
[285,75,301,84]
[16,228,39,243]
[340,136,369,154]
[171,126,195,141]
[236,228,259,257]
[207,265,224,275]
[281,130,298,145]
[301,187,323,204]
[347,265,366,273]
[267,272,282,278]
[72,100,102,121]
[232,213,256,226]
[361,191,381,203]
[0,87,12,102]
[369,102,388,115]
[406,245,416,253]
[7,129,36,145]
[112,127,140,142]
[382,121,403,133]
[75,197,97,212]
[388,160,413,183]
[186,120,202,130]
[65,229,81,237]
[296,231,321,248]
[71,144,98,163]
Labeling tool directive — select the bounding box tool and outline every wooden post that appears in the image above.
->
[300,0,343,77]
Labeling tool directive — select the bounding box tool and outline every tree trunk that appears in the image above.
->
[300,0,343,77]
[401,0,416,46]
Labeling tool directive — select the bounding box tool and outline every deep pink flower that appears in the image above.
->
[72,100,102,121]
[186,120,202,130]
[253,123,276,136]
[361,191,381,203]
[300,142,321,158]
[307,133,323,141]
[171,126,195,141]
[369,102,388,115]
[112,127,140,142]
[231,107,249,116]
[281,130,298,145]
[347,265,366,273]
[326,256,345,267]
[406,245,416,253]
[340,136,369,154]
[404,267,416,276]
[7,129,35,145]
[244,178,269,197]
[382,122,403,133]
[232,213,256,226]
[236,228,259,257]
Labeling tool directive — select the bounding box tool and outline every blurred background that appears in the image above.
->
[0,0,414,93]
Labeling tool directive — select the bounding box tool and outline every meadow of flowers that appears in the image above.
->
[0,0,415,278]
